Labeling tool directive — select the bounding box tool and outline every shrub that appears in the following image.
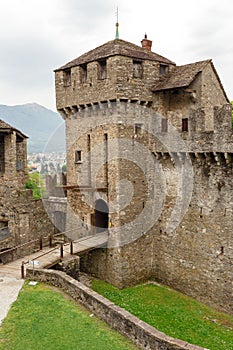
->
[25,172,45,199]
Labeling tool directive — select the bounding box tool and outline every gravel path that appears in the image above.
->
[0,276,24,326]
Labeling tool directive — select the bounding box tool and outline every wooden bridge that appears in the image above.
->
[0,232,108,279]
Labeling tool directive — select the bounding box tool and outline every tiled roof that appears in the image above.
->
[0,119,28,139]
[153,60,211,91]
[55,38,175,71]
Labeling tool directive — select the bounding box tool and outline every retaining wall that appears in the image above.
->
[26,268,207,350]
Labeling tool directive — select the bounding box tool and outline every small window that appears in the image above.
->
[63,69,71,87]
[161,118,168,132]
[98,59,107,79]
[135,123,142,135]
[80,64,87,83]
[159,64,168,75]
[133,60,143,78]
[182,118,189,132]
[75,150,82,163]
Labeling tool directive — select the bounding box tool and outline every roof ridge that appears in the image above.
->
[55,38,175,71]
[176,59,212,69]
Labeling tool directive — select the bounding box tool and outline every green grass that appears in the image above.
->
[92,280,233,350]
[0,282,138,350]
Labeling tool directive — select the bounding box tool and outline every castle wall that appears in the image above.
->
[152,62,229,134]
[81,152,233,314]
[56,43,233,315]
[4,131,17,179]
[55,57,159,112]
[0,185,54,256]
[16,138,28,185]
[69,102,233,314]
[0,130,54,255]
[152,156,233,314]
[201,64,228,130]
[153,88,195,122]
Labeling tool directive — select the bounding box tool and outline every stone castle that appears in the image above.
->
[0,120,54,262]
[54,34,232,314]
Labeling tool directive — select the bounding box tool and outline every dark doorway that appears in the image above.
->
[94,199,108,233]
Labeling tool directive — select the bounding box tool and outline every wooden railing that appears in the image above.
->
[20,232,106,279]
[0,232,70,264]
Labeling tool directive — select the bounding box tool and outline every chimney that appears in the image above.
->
[141,34,152,51]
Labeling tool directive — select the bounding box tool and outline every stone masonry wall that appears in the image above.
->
[26,268,207,350]
[0,125,55,262]
[201,63,227,130]
[0,186,54,262]
[55,56,159,111]
[55,42,232,317]
[152,156,233,314]
[81,152,233,315]
[80,232,154,289]
[61,101,233,314]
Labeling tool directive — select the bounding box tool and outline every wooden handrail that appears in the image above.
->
[0,238,38,256]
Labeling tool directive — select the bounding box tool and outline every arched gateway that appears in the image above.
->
[94,199,108,233]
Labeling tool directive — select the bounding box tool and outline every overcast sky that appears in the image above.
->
[0,0,233,111]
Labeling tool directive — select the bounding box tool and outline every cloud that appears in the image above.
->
[183,0,233,58]
[54,0,114,40]
[0,0,233,107]
[60,0,113,20]
[0,36,63,87]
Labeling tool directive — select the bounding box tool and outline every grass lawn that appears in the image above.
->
[92,280,233,350]
[0,282,138,350]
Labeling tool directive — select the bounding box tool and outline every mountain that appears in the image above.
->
[0,103,65,153]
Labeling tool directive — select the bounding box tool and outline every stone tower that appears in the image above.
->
[0,120,54,259]
[55,36,233,314]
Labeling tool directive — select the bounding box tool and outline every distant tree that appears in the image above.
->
[62,164,67,172]
[25,172,45,199]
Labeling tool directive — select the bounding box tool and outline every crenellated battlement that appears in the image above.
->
[55,35,233,315]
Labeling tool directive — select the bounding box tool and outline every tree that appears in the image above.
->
[25,172,45,199]
[62,163,67,172]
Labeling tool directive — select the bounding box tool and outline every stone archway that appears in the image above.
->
[94,199,108,233]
